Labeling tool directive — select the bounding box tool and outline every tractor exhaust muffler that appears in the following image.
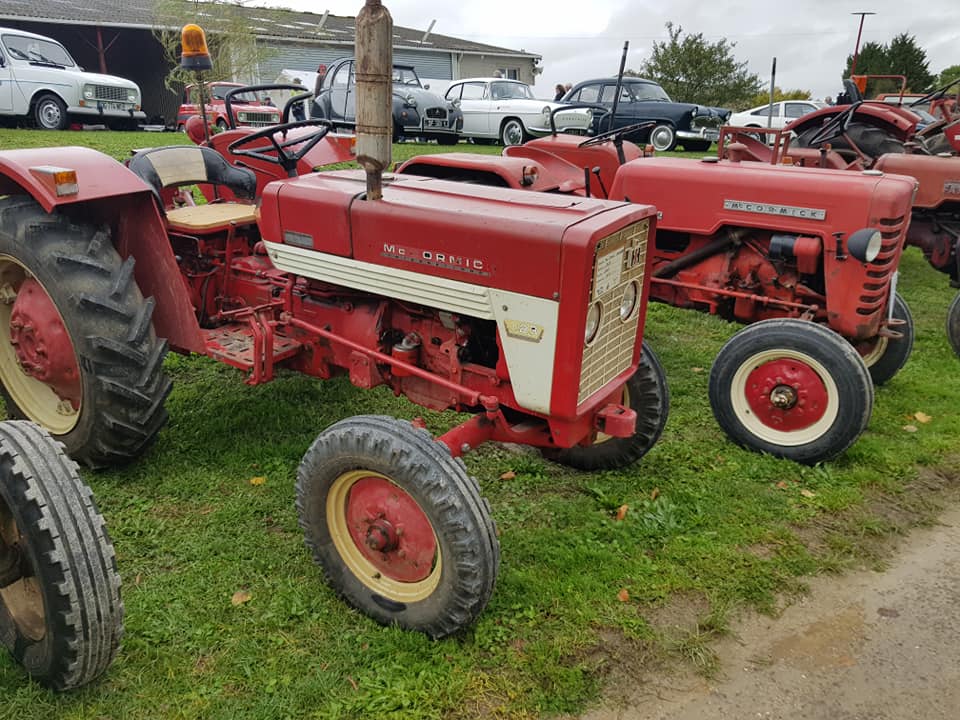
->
[355,0,393,201]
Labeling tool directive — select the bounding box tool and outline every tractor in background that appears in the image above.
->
[396,122,918,464]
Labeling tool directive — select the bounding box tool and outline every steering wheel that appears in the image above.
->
[908,80,960,108]
[579,121,655,148]
[227,119,333,176]
[804,103,860,147]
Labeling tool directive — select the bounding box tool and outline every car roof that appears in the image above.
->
[0,26,63,42]
[575,77,660,86]
[453,78,529,84]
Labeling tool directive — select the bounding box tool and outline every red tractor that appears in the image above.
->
[396,126,917,464]
[0,17,669,639]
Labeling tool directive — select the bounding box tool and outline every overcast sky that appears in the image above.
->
[249,0,959,106]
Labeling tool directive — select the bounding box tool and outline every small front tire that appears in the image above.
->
[296,415,499,638]
[857,292,914,384]
[947,291,960,359]
[709,319,873,464]
[500,118,528,146]
[33,95,68,131]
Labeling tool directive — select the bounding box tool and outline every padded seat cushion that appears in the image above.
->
[165,203,258,231]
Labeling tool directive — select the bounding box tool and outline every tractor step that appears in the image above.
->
[203,325,302,374]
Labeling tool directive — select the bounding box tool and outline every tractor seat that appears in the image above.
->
[128,145,258,232]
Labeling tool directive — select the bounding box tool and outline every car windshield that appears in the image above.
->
[3,34,75,67]
[627,83,672,102]
[392,67,423,87]
[490,81,535,100]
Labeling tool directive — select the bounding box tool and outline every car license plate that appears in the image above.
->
[100,102,128,111]
[425,119,444,128]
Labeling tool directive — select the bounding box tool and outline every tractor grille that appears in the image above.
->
[426,107,447,119]
[94,85,128,102]
[237,112,278,126]
[578,219,650,404]
[857,214,908,317]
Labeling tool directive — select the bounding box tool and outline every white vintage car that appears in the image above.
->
[0,26,145,130]
[444,78,593,146]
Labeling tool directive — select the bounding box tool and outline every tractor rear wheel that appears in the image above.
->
[296,415,499,638]
[948,291,960,358]
[857,292,914,385]
[709,319,873,464]
[0,421,123,690]
[0,197,171,468]
[544,341,669,470]
[682,139,712,152]
[794,121,904,159]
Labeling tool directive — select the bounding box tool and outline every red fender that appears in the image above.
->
[786,103,921,141]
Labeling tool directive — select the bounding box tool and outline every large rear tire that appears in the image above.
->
[794,121,905,159]
[948,291,960,358]
[0,421,123,690]
[0,197,171,468]
[296,416,499,638]
[544,341,669,470]
[709,319,873,464]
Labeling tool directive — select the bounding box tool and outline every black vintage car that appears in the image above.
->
[563,77,730,152]
[311,58,462,144]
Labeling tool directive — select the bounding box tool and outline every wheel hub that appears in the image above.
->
[745,359,828,431]
[344,476,437,583]
[9,278,81,408]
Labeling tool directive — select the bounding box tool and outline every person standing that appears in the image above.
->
[291,77,306,121]
[554,84,566,101]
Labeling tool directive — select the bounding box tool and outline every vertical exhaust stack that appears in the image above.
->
[355,0,393,201]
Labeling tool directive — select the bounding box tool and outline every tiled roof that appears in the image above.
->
[0,0,538,57]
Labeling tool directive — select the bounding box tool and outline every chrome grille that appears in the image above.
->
[578,220,650,404]
[94,85,128,102]
[426,107,447,119]
[857,215,907,316]
[238,112,278,126]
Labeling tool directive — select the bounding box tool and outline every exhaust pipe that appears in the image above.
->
[355,0,393,201]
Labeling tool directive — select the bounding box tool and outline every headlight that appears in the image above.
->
[541,105,552,115]
[405,95,417,108]
[585,108,593,119]
[83,85,94,100]
[585,302,602,345]
[127,89,138,102]
[619,281,639,321]
[847,228,883,262]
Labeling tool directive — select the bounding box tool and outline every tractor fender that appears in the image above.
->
[0,146,205,353]
[786,104,918,141]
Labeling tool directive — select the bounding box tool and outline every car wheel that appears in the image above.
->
[682,139,712,152]
[947,291,960,359]
[32,94,68,131]
[649,124,677,152]
[500,118,528,146]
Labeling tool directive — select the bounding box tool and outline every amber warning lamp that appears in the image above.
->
[180,24,212,71]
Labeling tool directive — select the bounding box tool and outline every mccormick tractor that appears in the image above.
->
[0,9,669,642]
[396,125,917,464]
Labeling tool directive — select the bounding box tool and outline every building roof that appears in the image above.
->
[0,0,539,58]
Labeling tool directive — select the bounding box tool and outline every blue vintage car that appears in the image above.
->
[311,58,462,144]
[563,77,730,152]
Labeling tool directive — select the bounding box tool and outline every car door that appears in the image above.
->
[784,102,816,126]
[0,45,13,113]
[326,61,354,125]
[452,81,490,136]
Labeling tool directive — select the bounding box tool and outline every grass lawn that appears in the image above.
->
[0,128,957,719]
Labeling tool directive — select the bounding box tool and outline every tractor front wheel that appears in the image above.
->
[296,415,499,638]
[0,421,123,690]
[857,292,914,385]
[544,341,669,470]
[948,291,960,358]
[0,197,171,468]
[709,319,873,464]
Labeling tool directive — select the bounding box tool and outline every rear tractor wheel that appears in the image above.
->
[296,415,499,638]
[545,341,669,470]
[948,291,960,358]
[857,292,914,384]
[709,319,873,464]
[0,421,123,690]
[0,197,171,468]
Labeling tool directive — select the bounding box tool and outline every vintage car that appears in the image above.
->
[0,26,144,130]
[177,82,281,130]
[727,100,826,131]
[444,77,593,146]
[312,58,462,144]
[563,77,730,151]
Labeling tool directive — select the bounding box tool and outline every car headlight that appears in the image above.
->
[619,281,639,321]
[541,105,552,115]
[585,302,602,345]
[585,108,593,119]
[405,95,417,108]
[847,228,883,262]
[127,89,138,103]
[83,85,94,100]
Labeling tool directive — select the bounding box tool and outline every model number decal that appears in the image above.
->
[381,243,489,276]
[945,181,960,196]
[724,199,827,221]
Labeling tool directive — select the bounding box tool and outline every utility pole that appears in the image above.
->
[850,11,876,74]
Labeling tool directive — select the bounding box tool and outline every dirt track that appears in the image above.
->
[583,505,960,720]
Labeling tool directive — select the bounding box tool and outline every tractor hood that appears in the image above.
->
[874,153,960,209]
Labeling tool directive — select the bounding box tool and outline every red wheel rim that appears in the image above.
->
[343,476,437,583]
[744,357,829,432]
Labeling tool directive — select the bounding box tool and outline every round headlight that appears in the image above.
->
[619,281,639,321]
[405,95,417,108]
[847,228,883,262]
[83,87,94,99]
[585,302,602,345]
[541,105,552,115]
[127,90,137,102]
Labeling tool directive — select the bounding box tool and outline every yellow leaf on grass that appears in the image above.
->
[617,588,630,602]
[249,476,266,486]
[615,504,629,521]
[914,412,932,424]
[650,487,660,501]
[691,367,705,373]
[499,470,516,481]
[903,425,918,433]
[231,590,252,606]
[800,488,817,498]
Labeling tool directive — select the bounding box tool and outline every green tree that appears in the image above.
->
[936,64,960,88]
[842,34,934,95]
[639,23,762,108]
[745,87,812,109]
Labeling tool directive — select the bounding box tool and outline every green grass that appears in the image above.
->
[0,129,957,719]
